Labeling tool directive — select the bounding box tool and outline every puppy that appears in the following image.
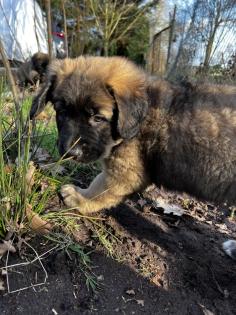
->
[30,56,236,216]
[17,52,49,87]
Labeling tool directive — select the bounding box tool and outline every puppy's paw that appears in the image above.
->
[61,184,85,209]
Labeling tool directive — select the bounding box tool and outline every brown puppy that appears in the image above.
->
[30,56,236,214]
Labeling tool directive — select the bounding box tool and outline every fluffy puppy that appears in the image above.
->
[30,56,236,215]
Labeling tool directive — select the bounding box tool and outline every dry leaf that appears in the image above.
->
[35,111,49,121]
[126,289,135,296]
[136,299,144,307]
[0,240,16,257]
[4,164,13,174]
[222,240,236,260]
[0,278,5,291]
[153,197,185,216]
[25,161,36,194]
[26,204,52,234]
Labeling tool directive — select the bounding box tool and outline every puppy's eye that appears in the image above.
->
[93,115,106,123]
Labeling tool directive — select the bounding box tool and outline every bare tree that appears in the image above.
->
[167,0,201,78]
[88,0,154,56]
[197,0,236,69]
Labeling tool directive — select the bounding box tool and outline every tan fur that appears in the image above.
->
[49,56,146,97]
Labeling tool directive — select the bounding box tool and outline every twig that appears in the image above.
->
[2,242,59,294]
[1,245,58,271]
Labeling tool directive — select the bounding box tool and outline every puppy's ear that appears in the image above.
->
[30,74,56,119]
[107,85,148,139]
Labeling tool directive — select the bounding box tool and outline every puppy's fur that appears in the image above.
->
[30,56,236,215]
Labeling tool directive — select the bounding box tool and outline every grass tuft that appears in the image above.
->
[0,80,119,292]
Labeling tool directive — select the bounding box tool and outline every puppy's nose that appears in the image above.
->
[69,147,83,158]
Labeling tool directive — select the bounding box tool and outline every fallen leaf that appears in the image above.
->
[222,240,236,260]
[136,299,144,307]
[26,204,52,234]
[25,161,36,194]
[0,240,16,257]
[35,111,49,121]
[153,197,185,216]
[4,164,13,174]
[0,278,5,291]
[126,289,135,296]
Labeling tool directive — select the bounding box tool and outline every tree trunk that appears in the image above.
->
[45,0,53,60]
[61,0,68,57]
[203,29,217,69]
[166,5,177,72]
[104,41,109,56]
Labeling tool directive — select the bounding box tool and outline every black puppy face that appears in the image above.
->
[52,72,116,163]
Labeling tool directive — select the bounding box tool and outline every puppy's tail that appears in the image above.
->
[222,240,236,260]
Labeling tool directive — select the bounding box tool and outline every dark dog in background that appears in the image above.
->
[30,56,236,257]
[17,52,49,87]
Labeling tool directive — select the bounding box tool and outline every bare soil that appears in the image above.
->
[1,185,236,315]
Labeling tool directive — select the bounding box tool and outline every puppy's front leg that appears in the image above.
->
[61,169,145,214]
[61,140,148,214]
[61,172,125,214]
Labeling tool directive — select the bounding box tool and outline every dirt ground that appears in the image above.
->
[0,185,236,315]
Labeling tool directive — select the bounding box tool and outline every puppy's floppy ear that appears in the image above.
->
[30,74,56,119]
[107,85,148,139]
